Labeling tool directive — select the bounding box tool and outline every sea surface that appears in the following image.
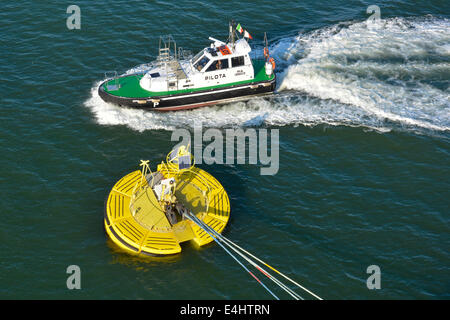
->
[1,0,449,299]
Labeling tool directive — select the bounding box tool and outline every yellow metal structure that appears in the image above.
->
[104,148,230,256]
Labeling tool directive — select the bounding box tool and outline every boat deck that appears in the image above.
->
[169,60,187,80]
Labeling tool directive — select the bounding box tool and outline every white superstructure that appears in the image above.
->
[139,37,254,93]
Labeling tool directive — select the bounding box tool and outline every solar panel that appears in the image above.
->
[169,148,178,161]
[178,155,191,170]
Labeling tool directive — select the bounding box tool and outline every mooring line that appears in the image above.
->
[188,212,322,300]
[222,236,323,300]
[185,213,280,300]
[191,214,303,300]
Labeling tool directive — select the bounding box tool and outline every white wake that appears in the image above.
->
[85,16,450,133]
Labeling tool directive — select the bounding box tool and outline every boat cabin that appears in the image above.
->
[139,37,254,92]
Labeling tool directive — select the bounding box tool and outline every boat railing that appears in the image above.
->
[157,47,174,64]
[157,35,188,90]
[103,71,120,91]
[130,61,159,74]
[250,45,266,62]
[158,35,177,61]
[178,47,193,61]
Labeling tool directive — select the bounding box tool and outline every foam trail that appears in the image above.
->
[84,16,450,134]
[278,17,450,132]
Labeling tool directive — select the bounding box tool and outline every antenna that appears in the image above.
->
[230,20,235,49]
[263,32,269,62]
[209,37,226,46]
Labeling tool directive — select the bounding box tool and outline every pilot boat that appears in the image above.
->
[104,146,230,256]
[98,22,276,111]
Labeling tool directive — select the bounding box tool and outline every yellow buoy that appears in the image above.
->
[104,146,230,256]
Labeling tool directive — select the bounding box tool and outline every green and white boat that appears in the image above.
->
[98,22,276,111]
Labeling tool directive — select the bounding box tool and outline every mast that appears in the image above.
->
[229,20,235,49]
[264,32,269,61]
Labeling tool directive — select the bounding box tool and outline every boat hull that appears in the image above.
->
[98,76,276,111]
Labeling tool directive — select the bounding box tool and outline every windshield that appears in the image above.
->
[193,55,210,71]
[191,50,204,65]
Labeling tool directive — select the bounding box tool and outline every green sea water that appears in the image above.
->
[1,0,449,299]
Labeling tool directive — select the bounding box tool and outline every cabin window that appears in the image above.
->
[194,55,210,71]
[206,58,229,72]
[192,50,204,64]
[231,56,245,67]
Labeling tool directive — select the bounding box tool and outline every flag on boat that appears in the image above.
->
[236,23,243,34]
[244,30,253,40]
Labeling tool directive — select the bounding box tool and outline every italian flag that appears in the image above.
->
[236,23,243,34]
[244,30,253,40]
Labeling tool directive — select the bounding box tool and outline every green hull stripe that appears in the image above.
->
[103,59,274,98]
